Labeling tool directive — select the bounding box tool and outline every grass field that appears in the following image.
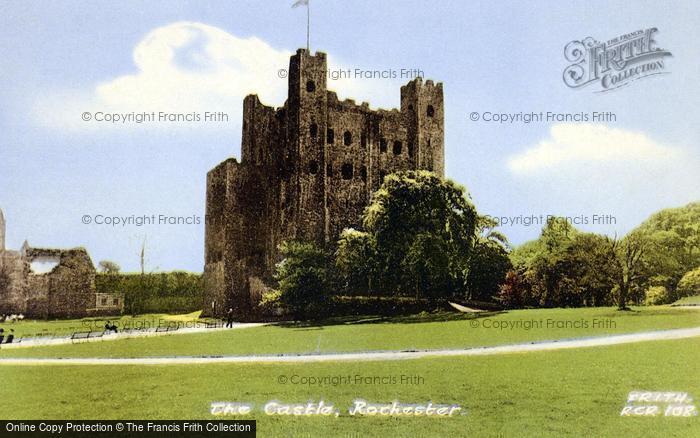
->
[2,337,699,436]
[1,306,698,359]
[0,311,207,338]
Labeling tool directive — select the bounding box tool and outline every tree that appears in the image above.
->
[524,217,578,307]
[606,232,649,310]
[497,270,529,309]
[466,215,512,301]
[560,233,617,307]
[335,228,375,295]
[274,240,332,317]
[632,202,700,294]
[361,171,478,300]
[98,260,121,274]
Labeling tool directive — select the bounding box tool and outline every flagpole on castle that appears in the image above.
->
[292,0,310,52]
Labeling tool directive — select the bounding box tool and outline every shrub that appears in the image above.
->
[676,267,700,298]
[644,285,670,306]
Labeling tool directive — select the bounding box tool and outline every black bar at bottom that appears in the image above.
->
[0,420,256,437]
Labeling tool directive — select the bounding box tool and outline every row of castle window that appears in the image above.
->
[308,161,369,181]
[309,124,414,157]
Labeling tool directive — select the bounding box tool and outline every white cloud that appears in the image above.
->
[34,21,401,131]
[508,123,683,173]
[505,123,700,232]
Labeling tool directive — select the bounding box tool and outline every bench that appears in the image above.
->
[155,325,179,333]
[70,331,105,342]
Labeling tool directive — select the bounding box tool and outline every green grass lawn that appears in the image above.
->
[674,296,700,305]
[2,338,698,437]
[1,306,698,359]
[0,311,207,338]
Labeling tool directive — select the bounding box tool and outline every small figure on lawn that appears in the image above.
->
[226,308,234,328]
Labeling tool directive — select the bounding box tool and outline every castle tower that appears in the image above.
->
[0,208,5,251]
[287,49,329,244]
[401,78,444,177]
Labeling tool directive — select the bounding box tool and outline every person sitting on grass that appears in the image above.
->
[5,329,14,344]
[0,328,4,343]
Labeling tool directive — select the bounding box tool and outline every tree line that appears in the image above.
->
[267,171,700,317]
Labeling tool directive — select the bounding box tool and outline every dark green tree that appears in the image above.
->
[361,171,478,300]
[466,215,512,301]
[274,240,332,317]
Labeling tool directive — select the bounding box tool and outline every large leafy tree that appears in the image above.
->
[631,202,700,294]
[342,171,478,300]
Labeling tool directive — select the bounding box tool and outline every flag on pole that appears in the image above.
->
[291,0,311,51]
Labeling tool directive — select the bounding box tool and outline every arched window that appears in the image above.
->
[341,163,353,180]
[393,141,403,155]
[309,123,318,138]
[344,131,352,146]
[427,105,435,117]
[306,80,316,92]
[327,128,334,144]
[379,138,387,153]
[309,160,319,174]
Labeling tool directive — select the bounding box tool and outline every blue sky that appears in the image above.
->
[1,0,698,272]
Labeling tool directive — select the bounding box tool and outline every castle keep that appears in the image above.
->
[204,49,444,319]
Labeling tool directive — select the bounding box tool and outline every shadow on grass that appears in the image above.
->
[276,310,507,329]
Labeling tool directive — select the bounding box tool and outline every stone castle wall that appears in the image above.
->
[0,245,96,318]
[204,49,445,320]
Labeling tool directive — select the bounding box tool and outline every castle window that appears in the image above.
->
[360,166,367,182]
[306,80,316,92]
[100,297,107,306]
[327,128,334,144]
[310,123,318,138]
[379,138,387,153]
[427,105,435,117]
[361,133,367,148]
[393,141,403,155]
[326,164,333,177]
[341,163,353,180]
[309,160,319,175]
[407,104,414,111]
[408,142,414,157]
[343,131,352,146]
[113,298,119,306]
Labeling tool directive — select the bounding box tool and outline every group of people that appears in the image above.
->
[104,321,119,333]
[1,314,24,323]
[0,328,15,344]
